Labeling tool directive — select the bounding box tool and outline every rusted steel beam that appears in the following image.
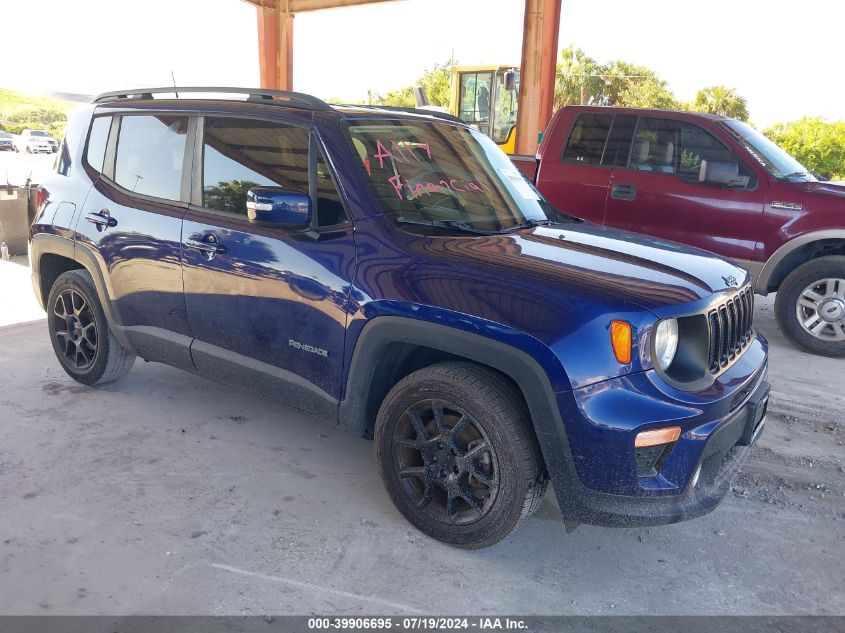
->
[515,0,562,155]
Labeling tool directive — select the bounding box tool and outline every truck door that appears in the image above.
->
[603,116,766,262]
[536,112,635,223]
[181,115,354,421]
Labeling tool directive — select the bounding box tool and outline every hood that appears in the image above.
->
[805,181,845,199]
[424,221,750,312]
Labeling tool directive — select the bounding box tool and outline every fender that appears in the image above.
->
[756,229,845,294]
[337,315,586,519]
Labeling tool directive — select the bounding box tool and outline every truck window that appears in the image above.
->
[458,72,493,137]
[114,115,189,201]
[600,115,637,167]
[627,117,754,186]
[561,113,613,165]
[202,117,347,226]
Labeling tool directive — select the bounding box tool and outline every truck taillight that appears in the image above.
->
[36,189,43,208]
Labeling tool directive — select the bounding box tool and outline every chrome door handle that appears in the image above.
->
[611,183,637,201]
[184,234,226,258]
[85,208,117,231]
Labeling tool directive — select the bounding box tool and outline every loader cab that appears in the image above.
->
[450,65,519,154]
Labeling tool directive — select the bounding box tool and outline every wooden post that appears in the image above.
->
[515,0,562,155]
[257,3,293,90]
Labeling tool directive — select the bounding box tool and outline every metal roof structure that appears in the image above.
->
[240,0,562,154]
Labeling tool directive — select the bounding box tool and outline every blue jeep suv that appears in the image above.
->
[29,88,770,548]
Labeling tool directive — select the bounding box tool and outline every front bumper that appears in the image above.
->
[551,334,769,527]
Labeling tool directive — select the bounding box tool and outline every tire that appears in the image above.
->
[775,255,845,357]
[46,269,136,385]
[374,361,548,549]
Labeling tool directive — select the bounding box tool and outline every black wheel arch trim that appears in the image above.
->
[30,233,133,350]
[338,316,587,520]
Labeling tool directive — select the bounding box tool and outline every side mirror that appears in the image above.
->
[504,69,516,92]
[246,187,311,229]
[699,160,742,186]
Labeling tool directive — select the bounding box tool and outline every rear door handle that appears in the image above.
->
[611,183,637,201]
[184,234,226,259]
[85,208,117,231]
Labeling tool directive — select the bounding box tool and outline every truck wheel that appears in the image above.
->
[374,361,548,549]
[775,256,845,357]
[47,270,136,385]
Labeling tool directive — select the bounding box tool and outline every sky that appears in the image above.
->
[1,0,843,128]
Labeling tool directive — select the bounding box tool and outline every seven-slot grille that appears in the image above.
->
[707,286,754,374]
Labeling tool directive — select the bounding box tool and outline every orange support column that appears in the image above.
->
[515,0,562,155]
[257,4,294,90]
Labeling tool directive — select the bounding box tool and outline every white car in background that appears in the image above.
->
[13,129,58,153]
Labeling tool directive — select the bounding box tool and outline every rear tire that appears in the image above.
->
[775,256,845,357]
[46,269,136,385]
[374,361,548,549]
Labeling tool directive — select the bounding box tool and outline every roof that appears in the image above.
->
[562,104,729,121]
[92,87,466,125]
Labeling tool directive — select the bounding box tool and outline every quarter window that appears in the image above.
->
[561,113,613,165]
[114,115,189,201]
[85,116,111,173]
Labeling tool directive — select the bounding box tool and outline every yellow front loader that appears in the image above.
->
[415,65,520,155]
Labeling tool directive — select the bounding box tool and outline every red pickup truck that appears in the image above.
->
[514,106,845,357]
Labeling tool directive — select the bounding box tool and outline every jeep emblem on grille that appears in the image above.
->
[722,275,739,287]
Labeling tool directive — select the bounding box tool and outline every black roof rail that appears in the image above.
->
[340,104,466,125]
[92,87,332,110]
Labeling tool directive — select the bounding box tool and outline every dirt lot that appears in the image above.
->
[0,258,842,615]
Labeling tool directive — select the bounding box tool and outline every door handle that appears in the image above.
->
[184,234,226,258]
[85,208,117,231]
[611,183,637,201]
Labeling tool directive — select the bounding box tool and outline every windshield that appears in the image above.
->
[344,118,564,232]
[722,119,814,181]
[30,130,50,137]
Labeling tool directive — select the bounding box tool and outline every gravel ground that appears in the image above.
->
[0,269,842,615]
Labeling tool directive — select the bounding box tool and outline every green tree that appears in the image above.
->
[691,85,749,121]
[554,46,603,108]
[552,49,678,109]
[598,60,671,107]
[764,118,845,180]
[370,86,415,108]
[203,180,258,213]
[370,57,456,108]
[416,56,456,107]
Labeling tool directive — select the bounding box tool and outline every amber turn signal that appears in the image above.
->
[635,426,682,448]
[610,320,632,364]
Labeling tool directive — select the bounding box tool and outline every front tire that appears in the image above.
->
[374,361,548,549]
[775,256,845,357]
[47,270,136,385]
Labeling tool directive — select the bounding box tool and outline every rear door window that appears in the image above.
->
[561,113,613,165]
[114,115,190,201]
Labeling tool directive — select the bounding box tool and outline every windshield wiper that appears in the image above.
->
[501,218,557,232]
[395,217,503,235]
[784,170,811,179]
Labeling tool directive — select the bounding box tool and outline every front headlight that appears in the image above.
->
[653,318,679,371]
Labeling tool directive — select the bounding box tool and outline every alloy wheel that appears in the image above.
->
[391,399,499,525]
[796,277,845,341]
[53,289,98,370]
